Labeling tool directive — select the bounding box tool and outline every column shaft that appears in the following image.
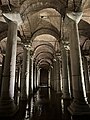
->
[56,57,62,93]
[0,20,18,116]
[83,57,90,103]
[61,45,70,98]
[30,58,34,94]
[21,47,30,100]
[67,12,90,115]
[37,68,40,88]
[48,70,51,87]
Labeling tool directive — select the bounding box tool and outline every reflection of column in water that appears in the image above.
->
[61,99,64,114]
[25,103,29,119]
[48,88,51,100]
[17,92,20,105]
[37,90,40,101]
[30,97,34,118]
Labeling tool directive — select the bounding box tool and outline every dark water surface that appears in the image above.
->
[0,87,90,120]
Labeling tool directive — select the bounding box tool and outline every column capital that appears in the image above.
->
[66,12,83,23]
[23,44,32,51]
[3,13,22,25]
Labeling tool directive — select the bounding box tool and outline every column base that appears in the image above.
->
[0,99,19,117]
[86,92,90,104]
[68,100,90,115]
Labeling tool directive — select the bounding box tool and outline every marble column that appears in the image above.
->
[21,45,30,100]
[66,12,90,115]
[0,20,18,116]
[61,44,70,99]
[83,56,90,103]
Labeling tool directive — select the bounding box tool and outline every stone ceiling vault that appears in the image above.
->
[0,0,90,69]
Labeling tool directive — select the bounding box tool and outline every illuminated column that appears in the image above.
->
[67,51,73,98]
[37,67,40,88]
[61,44,70,98]
[17,66,21,90]
[0,20,18,116]
[33,63,37,92]
[66,12,90,115]
[50,67,54,89]
[83,56,90,103]
[48,70,51,87]
[21,45,30,100]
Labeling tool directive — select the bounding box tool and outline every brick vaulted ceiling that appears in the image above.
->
[0,0,90,69]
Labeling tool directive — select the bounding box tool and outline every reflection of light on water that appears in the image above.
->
[61,99,64,113]
[30,97,34,118]
[37,90,40,101]
[17,91,20,105]
[25,104,29,120]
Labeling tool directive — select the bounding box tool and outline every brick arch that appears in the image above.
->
[20,0,66,19]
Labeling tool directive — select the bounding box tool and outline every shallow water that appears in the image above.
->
[0,87,90,120]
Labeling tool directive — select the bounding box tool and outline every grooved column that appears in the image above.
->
[0,20,18,116]
[61,44,70,98]
[83,56,90,103]
[21,46,30,100]
[66,12,90,115]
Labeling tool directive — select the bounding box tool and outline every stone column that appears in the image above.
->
[0,55,5,96]
[15,66,21,93]
[37,67,40,88]
[56,57,62,93]
[30,58,34,94]
[0,20,18,116]
[61,44,70,99]
[83,56,90,103]
[21,45,30,100]
[66,12,90,115]
[17,66,21,91]
[67,51,73,98]
[48,69,51,87]
[33,63,37,92]
[50,67,54,89]
[53,60,57,91]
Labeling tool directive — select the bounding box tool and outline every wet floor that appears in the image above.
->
[0,87,90,120]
